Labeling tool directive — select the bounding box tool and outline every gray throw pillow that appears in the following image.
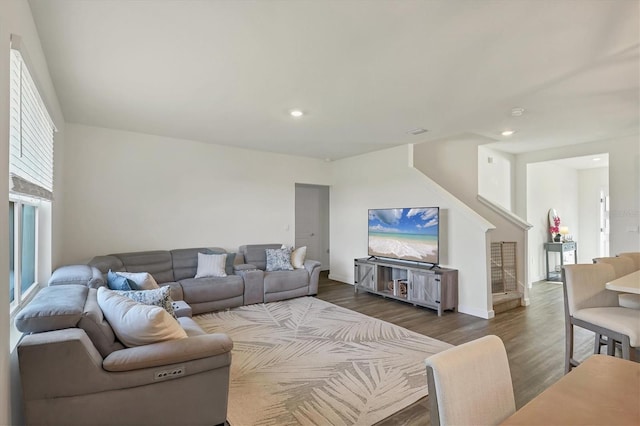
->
[265,248,294,272]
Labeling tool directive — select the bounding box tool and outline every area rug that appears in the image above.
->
[195,297,452,425]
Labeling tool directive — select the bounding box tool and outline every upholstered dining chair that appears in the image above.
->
[593,256,639,310]
[562,263,640,373]
[424,335,515,426]
[618,252,640,270]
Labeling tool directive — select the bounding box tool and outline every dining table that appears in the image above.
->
[605,269,640,294]
[500,355,640,425]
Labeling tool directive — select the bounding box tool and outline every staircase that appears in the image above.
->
[491,241,521,314]
[493,292,522,314]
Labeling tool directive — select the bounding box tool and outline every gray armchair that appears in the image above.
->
[15,285,232,425]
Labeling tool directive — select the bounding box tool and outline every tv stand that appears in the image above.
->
[354,258,458,316]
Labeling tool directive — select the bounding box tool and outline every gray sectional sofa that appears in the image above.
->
[16,284,232,425]
[17,244,321,425]
[49,244,322,315]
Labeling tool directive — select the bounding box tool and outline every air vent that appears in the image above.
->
[408,128,428,135]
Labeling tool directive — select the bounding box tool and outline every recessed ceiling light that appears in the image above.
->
[408,128,428,135]
[511,107,525,117]
[501,130,515,136]
[289,109,304,118]
[593,157,601,161]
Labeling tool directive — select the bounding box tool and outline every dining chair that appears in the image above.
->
[425,335,515,426]
[593,256,639,309]
[563,263,640,373]
[618,252,640,270]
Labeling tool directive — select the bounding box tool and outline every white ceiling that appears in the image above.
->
[29,0,640,161]
[548,153,609,170]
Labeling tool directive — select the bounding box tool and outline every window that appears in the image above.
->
[9,36,55,311]
[9,200,38,308]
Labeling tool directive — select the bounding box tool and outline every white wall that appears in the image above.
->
[0,1,66,424]
[478,145,514,211]
[578,167,608,263]
[412,135,530,302]
[330,144,494,319]
[60,124,331,264]
[526,162,579,281]
[515,135,640,257]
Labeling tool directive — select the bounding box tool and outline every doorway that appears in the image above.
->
[526,153,609,282]
[295,184,330,270]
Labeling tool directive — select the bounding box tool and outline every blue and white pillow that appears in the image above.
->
[115,286,176,319]
[265,247,294,272]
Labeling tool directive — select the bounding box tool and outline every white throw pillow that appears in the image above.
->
[115,271,159,290]
[195,252,227,278]
[97,287,187,348]
[291,246,307,269]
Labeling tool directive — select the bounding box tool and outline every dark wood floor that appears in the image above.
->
[315,272,596,425]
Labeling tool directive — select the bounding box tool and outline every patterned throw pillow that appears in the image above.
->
[265,247,294,272]
[115,286,176,319]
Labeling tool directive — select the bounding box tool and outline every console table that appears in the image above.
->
[354,258,458,316]
[544,241,577,281]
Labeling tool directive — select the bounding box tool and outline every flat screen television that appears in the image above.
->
[368,207,439,265]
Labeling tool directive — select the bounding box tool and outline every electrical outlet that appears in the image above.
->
[154,366,185,381]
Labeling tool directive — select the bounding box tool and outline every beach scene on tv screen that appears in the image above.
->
[368,207,438,263]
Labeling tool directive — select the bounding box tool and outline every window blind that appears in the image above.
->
[9,45,55,201]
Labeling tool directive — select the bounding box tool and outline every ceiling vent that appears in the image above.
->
[408,128,428,135]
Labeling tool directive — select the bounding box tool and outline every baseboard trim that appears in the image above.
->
[458,305,494,319]
[328,273,351,284]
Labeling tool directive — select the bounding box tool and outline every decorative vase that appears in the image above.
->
[554,234,561,242]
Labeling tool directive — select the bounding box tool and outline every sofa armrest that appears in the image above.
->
[304,259,321,274]
[103,333,233,372]
[304,259,322,296]
[236,268,264,305]
[234,263,258,272]
[48,265,105,288]
[19,328,233,401]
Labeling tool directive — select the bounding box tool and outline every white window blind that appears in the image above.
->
[9,45,55,200]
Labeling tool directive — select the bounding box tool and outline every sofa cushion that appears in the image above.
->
[196,253,228,278]
[107,270,134,291]
[48,264,104,288]
[97,287,187,348]
[172,247,235,280]
[172,247,213,281]
[224,252,237,275]
[114,251,174,284]
[15,285,88,333]
[179,275,244,304]
[115,271,159,290]
[264,269,310,294]
[266,248,294,272]
[115,286,176,318]
[78,288,125,357]
[241,244,281,271]
[177,317,206,337]
[88,255,125,274]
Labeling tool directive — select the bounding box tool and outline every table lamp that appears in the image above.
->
[559,226,569,242]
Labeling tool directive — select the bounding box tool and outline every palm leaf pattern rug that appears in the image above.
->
[195,297,452,425]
